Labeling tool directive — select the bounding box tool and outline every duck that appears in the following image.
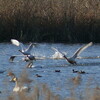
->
[72,69,78,73]
[52,42,93,64]
[55,70,61,72]
[72,69,86,74]
[35,74,42,77]
[78,70,86,74]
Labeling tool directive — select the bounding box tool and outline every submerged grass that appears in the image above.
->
[0,0,99,43]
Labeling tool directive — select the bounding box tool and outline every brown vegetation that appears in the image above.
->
[1,69,100,100]
[0,0,99,42]
[7,84,100,100]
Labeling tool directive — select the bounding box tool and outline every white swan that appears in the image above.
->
[7,72,31,92]
[11,39,34,55]
[13,78,30,92]
[52,42,93,64]
[10,39,36,64]
[51,51,67,59]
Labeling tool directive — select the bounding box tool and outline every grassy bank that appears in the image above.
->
[0,0,99,43]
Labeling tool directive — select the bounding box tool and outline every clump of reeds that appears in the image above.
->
[3,69,100,100]
[7,84,100,100]
[0,0,99,43]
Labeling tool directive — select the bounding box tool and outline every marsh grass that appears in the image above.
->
[6,84,100,100]
[2,69,99,100]
[0,0,99,43]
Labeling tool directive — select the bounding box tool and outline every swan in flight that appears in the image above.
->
[9,54,36,68]
[10,39,36,64]
[11,39,34,55]
[52,42,93,64]
[51,50,67,59]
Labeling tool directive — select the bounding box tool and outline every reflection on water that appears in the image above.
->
[0,43,100,99]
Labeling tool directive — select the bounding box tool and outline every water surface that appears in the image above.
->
[0,43,100,99]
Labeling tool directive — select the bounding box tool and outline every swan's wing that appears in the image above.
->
[9,55,25,62]
[72,42,93,58]
[11,39,25,51]
[9,56,16,62]
[51,47,65,56]
[11,39,20,46]
[19,43,25,52]
[25,43,33,53]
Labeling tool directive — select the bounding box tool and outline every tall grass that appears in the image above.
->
[1,69,100,100]
[0,0,99,43]
[7,83,100,100]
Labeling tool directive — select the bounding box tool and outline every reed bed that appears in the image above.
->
[0,0,99,43]
[1,69,100,100]
[6,83,100,100]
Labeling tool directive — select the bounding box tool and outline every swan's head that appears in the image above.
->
[7,72,17,82]
[18,49,22,53]
[7,72,15,77]
[12,77,18,82]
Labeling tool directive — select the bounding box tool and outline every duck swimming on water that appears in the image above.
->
[52,42,93,64]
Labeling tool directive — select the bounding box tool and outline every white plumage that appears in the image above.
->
[52,42,93,64]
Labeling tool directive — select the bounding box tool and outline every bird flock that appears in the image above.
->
[1,39,94,93]
[10,39,93,67]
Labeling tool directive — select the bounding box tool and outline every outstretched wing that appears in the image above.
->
[11,39,25,51]
[11,39,20,46]
[51,47,65,56]
[9,56,16,62]
[9,55,25,62]
[25,43,33,53]
[72,42,93,58]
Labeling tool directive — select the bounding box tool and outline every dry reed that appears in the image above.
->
[0,0,99,43]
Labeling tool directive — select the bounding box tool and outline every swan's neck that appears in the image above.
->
[63,55,68,60]
[15,80,19,88]
[19,50,24,54]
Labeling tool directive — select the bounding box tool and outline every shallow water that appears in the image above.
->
[0,43,100,99]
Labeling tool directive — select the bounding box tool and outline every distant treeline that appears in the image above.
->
[0,0,100,43]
